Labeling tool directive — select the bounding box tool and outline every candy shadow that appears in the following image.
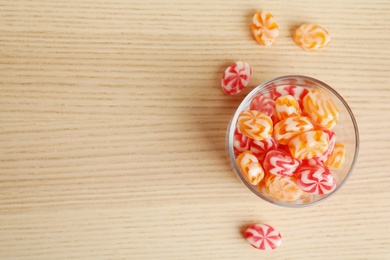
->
[240,223,251,236]
[245,9,257,38]
[289,24,300,38]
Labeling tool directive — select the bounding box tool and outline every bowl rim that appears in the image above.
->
[227,75,360,208]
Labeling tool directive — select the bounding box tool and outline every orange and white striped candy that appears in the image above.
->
[273,116,314,145]
[236,151,265,185]
[324,142,347,168]
[275,95,301,120]
[302,90,339,129]
[237,110,273,140]
[251,11,279,46]
[262,173,303,202]
[293,24,330,50]
[289,130,329,160]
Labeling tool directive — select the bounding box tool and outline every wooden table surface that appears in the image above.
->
[1,0,390,259]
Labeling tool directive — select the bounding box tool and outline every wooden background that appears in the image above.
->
[1,0,390,259]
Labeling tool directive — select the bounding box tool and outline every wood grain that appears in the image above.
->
[1,0,390,259]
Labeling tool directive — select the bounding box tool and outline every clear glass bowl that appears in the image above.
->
[226,75,359,207]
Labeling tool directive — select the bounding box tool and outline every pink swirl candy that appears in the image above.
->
[233,128,253,157]
[244,224,282,250]
[263,149,301,177]
[296,163,336,194]
[221,61,252,95]
[250,137,278,162]
[250,95,278,124]
[271,85,309,107]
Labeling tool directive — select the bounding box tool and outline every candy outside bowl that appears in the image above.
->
[226,75,359,207]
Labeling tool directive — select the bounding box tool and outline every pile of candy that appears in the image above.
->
[221,60,347,204]
[233,84,347,203]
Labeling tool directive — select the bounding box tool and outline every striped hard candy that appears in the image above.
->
[238,110,273,140]
[251,11,279,46]
[293,24,330,50]
[221,61,252,95]
[296,163,336,194]
[236,151,264,185]
[289,130,329,160]
[244,224,282,250]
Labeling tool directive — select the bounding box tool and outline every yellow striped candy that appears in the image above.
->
[324,142,347,168]
[293,24,330,50]
[261,174,303,202]
[238,110,273,140]
[274,116,314,145]
[236,151,265,185]
[289,130,329,160]
[303,90,339,130]
[275,95,301,120]
[251,11,279,46]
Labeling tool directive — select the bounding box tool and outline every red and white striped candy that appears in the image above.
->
[221,61,252,95]
[244,224,282,250]
[249,95,278,124]
[250,137,278,162]
[271,85,309,107]
[296,164,336,194]
[233,128,253,157]
[263,149,301,177]
[316,130,336,161]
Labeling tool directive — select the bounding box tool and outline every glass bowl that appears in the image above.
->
[226,75,359,207]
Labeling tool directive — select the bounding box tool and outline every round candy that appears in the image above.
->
[263,174,303,202]
[296,163,336,194]
[250,137,278,162]
[293,24,330,50]
[316,130,336,162]
[303,90,339,130]
[324,142,347,169]
[273,116,314,145]
[221,61,252,95]
[233,128,253,157]
[251,11,279,46]
[263,149,300,177]
[237,110,273,140]
[249,95,278,124]
[270,85,309,107]
[275,95,301,120]
[289,130,330,160]
[244,224,282,250]
[236,151,264,185]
